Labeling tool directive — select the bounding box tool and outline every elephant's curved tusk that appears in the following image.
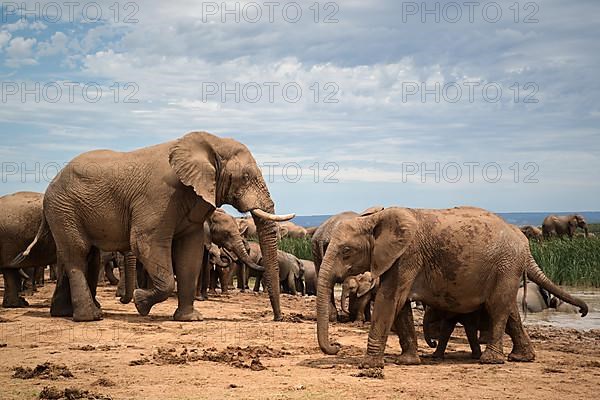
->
[251,209,295,222]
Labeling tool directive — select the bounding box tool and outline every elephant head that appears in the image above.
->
[571,215,588,237]
[209,208,263,272]
[169,132,293,320]
[340,272,377,316]
[317,208,417,354]
[208,243,231,268]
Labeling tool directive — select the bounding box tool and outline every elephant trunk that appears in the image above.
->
[120,252,136,304]
[340,285,349,315]
[526,256,588,316]
[253,216,282,321]
[316,258,340,355]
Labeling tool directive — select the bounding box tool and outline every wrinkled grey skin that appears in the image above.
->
[423,306,490,359]
[312,206,384,322]
[17,132,292,322]
[316,207,588,368]
[0,192,56,308]
[542,214,588,239]
[301,260,316,296]
[341,272,377,322]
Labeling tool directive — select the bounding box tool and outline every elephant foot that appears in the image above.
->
[394,352,421,365]
[50,298,73,317]
[173,307,203,321]
[208,290,218,296]
[471,350,482,360]
[422,351,444,360]
[359,355,385,369]
[480,347,505,364]
[72,306,103,322]
[508,348,535,362]
[2,296,29,308]
[133,289,154,316]
[194,294,207,301]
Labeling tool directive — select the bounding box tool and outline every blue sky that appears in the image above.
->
[0,0,599,215]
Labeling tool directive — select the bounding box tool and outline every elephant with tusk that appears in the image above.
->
[15,131,293,322]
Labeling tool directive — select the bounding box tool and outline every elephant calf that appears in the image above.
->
[341,272,377,322]
[423,306,491,359]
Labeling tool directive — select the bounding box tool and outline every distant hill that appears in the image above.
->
[292,211,600,228]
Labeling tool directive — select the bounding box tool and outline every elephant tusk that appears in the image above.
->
[251,209,295,222]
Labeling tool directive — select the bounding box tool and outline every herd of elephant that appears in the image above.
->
[520,214,592,240]
[0,131,591,369]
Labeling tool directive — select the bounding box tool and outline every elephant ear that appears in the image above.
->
[360,205,384,216]
[356,272,377,297]
[238,222,249,236]
[169,131,221,209]
[368,208,417,279]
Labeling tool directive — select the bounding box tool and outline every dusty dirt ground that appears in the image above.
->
[1,281,599,400]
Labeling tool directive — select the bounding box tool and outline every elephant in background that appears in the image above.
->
[312,206,384,321]
[520,225,542,241]
[516,282,549,313]
[341,272,377,322]
[542,214,588,239]
[316,206,588,367]
[249,248,303,295]
[207,243,233,295]
[279,221,308,239]
[0,192,56,308]
[305,226,318,237]
[301,260,316,296]
[17,131,292,322]
[100,251,123,286]
[422,306,490,359]
[236,217,257,239]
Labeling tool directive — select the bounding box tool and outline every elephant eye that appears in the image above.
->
[342,246,353,256]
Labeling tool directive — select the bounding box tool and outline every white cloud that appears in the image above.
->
[5,36,37,67]
[0,31,11,50]
[37,32,68,57]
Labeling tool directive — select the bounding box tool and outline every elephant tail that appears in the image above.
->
[12,213,52,266]
[525,255,588,317]
[521,271,528,320]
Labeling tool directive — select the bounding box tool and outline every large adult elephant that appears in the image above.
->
[0,192,56,307]
[316,207,588,367]
[311,206,383,321]
[17,132,293,322]
[542,214,588,239]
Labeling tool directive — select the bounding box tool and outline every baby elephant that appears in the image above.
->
[423,306,490,359]
[341,272,378,322]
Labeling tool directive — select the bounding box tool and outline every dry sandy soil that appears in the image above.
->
[1,282,599,400]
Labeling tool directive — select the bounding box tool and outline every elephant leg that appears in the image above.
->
[132,238,175,317]
[287,273,297,296]
[50,266,73,317]
[35,266,45,287]
[219,267,229,294]
[329,290,338,322]
[209,266,218,295]
[105,261,119,285]
[505,303,535,362]
[240,264,248,291]
[480,285,514,364]
[49,265,57,281]
[431,318,456,359]
[195,250,209,301]
[85,247,102,309]
[392,301,420,365]
[60,247,103,322]
[463,316,482,359]
[253,272,262,292]
[116,261,126,298]
[2,269,28,307]
[362,271,417,368]
[172,231,203,321]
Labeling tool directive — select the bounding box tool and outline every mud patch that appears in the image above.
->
[352,368,384,379]
[38,386,111,400]
[200,346,289,371]
[13,362,74,380]
[92,378,116,387]
[69,345,95,351]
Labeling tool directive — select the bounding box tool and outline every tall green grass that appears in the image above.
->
[278,237,600,287]
[278,237,313,260]
[530,237,600,287]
